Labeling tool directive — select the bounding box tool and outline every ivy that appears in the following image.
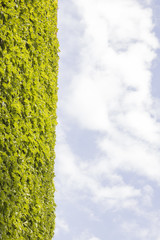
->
[0,0,59,239]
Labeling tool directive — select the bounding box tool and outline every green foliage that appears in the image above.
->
[0,0,59,239]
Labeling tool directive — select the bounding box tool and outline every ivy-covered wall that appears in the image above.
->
[0,0,59,239]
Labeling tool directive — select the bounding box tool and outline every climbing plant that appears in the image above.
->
[0,0,59,239]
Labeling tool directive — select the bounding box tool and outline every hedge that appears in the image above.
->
[0,0,59,239]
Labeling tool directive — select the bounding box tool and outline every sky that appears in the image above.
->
[54,0,160,240]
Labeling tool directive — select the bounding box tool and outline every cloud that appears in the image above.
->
[56,0,160,212]
[121,221,149,239]
[74,230,101,240]
[55,124,151,212]
[64,1,159,130]
[56,0,160,239]
[61,0,160,184]
[54,216,70,235]
[120,210,160,240]
[89,238,101,240]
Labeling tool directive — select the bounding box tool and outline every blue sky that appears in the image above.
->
[54,0,160,239]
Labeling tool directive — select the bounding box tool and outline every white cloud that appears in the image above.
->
[89,238,101,240]
[56,0,160,239]
[98,130,160,182]
[61,0,160,184]
[141,185,153,207]
[121,221,149,239]
[146,0,152,5]
[75,230,101,240]
[55,216,70,235]
[56,124,144,211]
[120,210,160,240]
